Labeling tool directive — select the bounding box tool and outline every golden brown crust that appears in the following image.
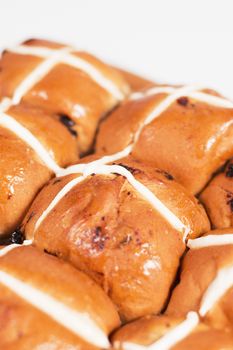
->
[96,90,233,194]
[8,104,79,166]
[112,229,233,348]
[200,159,233,228]
[112,314,185,345]
[167,228,233,329]
[0,38,130,154]
[0,104,79,236]
[0,245,120,349]
[0,38,130,236]
[0,127,51,235]
[23,156,210,321]
[112,315,233,350]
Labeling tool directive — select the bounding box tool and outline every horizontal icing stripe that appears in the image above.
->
[0,240,32,257]
[129,86,175,100]
[0,111,62,175]
[199,264,233,317]
[130,85,233,109]
[87,145,134,167]
[8,45,125,101]
[190,91,233,109]
[120,312,199,350]
[7,45,62,58]
[60,145,133,177]
[0,270,109,348]
[187,234,233,249]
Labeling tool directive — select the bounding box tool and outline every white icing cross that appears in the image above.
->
[105,84,233,160]
[0,41,128,175]
[119,262,233,350]
[8,44,125,102]
[2,44,233,245]
[34,162,190,240]
[32,84,233,239]
[118,232,233,350]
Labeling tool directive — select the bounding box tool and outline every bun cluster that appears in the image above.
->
[0,39,233,349]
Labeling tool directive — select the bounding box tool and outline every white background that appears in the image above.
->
[0,0,233,98]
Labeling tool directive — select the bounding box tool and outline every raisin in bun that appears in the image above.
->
[0,38,130,237]
[200,159,233,228]
[167,228,233,330]
[112,314,233,350]
[22,156,210,322]
[96,85,233,194]
[0,105,79,237]
[0,244,120,349]
[1,38,130,153]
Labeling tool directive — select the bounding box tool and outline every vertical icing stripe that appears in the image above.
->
[187,234,233,249]
[205,120,233,151]
[7,45,125,101]
[0,270,109,348]
[199,265,233,317]
[83,164,190,236]
[3,43,233,240]
[133,85,205,144]
[0,111,63,175]
[11,47,72,105]
[120,312,199,350]
[34,163,190,237]
[62,53,125,100]
[95,85,233,163]
[34,176,86,232]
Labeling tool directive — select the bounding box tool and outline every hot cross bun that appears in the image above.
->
[96,85,233,194]
[112,229,233,349]
[0,39,129,236]
[22,155,210,321]
[0,244,120,349]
